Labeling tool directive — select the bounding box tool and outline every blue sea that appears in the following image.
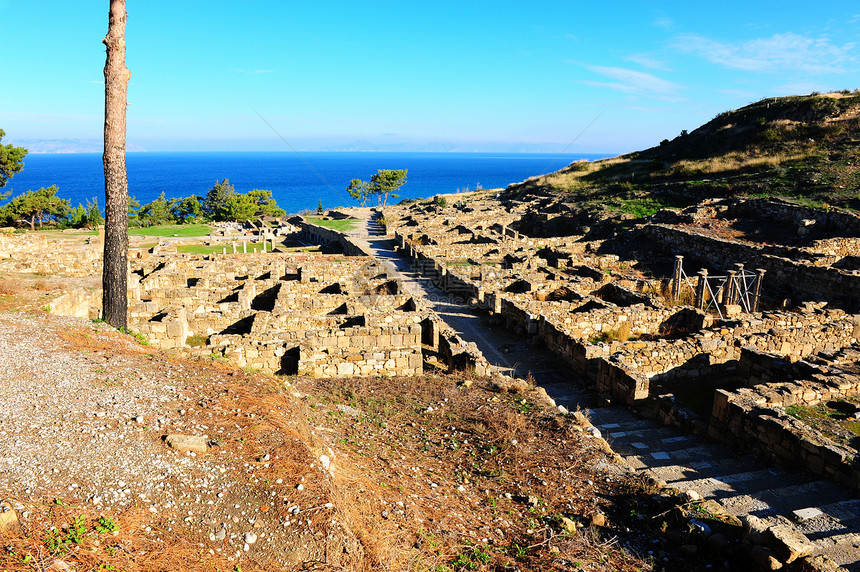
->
[5,152,604,215]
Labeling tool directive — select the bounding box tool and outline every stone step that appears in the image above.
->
[811,531,860,568]
[590,416,657,433]
[606,429,698,453]
[670,468,805,502]
[718,480,848,520]
[817,499,860,526]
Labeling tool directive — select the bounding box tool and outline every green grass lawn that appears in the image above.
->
[176,244,229,255]
[304,216,359,231]
[129,224,212,238]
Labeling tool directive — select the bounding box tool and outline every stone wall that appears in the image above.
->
[0,233,102,277]
[297,220,373,257]
[728,198,860,236]
[709,380,860,490]
[641,224,860,311]
[594,313,858,405]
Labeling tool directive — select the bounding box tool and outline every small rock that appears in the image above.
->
[214,528,226,541]
[751,545,783,570]
[589,512,606,527]
[678,544,698,556]
[585,426,601,439]
[688,518,711,537]
[683,489,701,502]
[296,484,304,491]
[165,434,208,454]
[244,531,257,545]
[559,517,577,534]
[0,499,19,532]
[557,405,569,414]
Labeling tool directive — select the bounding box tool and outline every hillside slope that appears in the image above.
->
[507,91,860,215]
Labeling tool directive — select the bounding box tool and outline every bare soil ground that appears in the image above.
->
[0,278,750,571]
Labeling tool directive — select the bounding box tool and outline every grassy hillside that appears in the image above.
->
[508,91,860,214]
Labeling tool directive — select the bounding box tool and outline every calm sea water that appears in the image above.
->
[5,152,603,215]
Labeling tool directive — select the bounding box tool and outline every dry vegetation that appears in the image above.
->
[0,281,763,571]
[507,91,860,213]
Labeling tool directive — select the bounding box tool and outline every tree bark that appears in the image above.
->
[102,0,130,330]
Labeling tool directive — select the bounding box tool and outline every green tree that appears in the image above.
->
[66,204,89,228]
[203,178,235,221]
[127,195,140,225]
[223,193,257,221]
[346,169,407,208]
[0,129,27,190]
[172,195,202,223]
[370,169,407,207]
[0,186,70,230]
[87,197,104,227]
[346,178,371,207]
[247,189,285,217]
[137,192,174,225]
[63,197,104,229]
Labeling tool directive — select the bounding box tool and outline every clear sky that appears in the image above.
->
[1,1,858,154]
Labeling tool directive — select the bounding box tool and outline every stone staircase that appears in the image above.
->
[589,406,860,569]
[353,212,860,570]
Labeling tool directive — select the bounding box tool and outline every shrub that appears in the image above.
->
[433,195,448,208]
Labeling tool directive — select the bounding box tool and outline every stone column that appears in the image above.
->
[671,255,684,300]
[695,269,708,309]
[752,269,766,312]
[725,270,737,305]
[242,241,247,254]
[232,242,237,254]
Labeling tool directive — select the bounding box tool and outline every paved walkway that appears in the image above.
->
[343,211,860,568]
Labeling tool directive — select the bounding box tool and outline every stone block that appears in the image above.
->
[166,434,209,454]
[762,524,813,563]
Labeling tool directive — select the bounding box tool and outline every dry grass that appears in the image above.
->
[0,278,21,296]
[648,280,696,307]
[0,502,237,572]
[295,373,656,571]
[670,150,808,175]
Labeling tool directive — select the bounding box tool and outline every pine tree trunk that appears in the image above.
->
[102,0,130,330]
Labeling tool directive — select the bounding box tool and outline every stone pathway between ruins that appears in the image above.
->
[343,210,860,569]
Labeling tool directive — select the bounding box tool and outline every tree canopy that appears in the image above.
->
[0,129,27,189]
[202,178,235,221]
[346,169,407,208]
[132,183,284,226]
[0,186,70,230]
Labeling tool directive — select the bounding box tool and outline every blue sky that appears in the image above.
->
[1,1,858,154]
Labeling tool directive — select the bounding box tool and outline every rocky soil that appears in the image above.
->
[0,279,786,571]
